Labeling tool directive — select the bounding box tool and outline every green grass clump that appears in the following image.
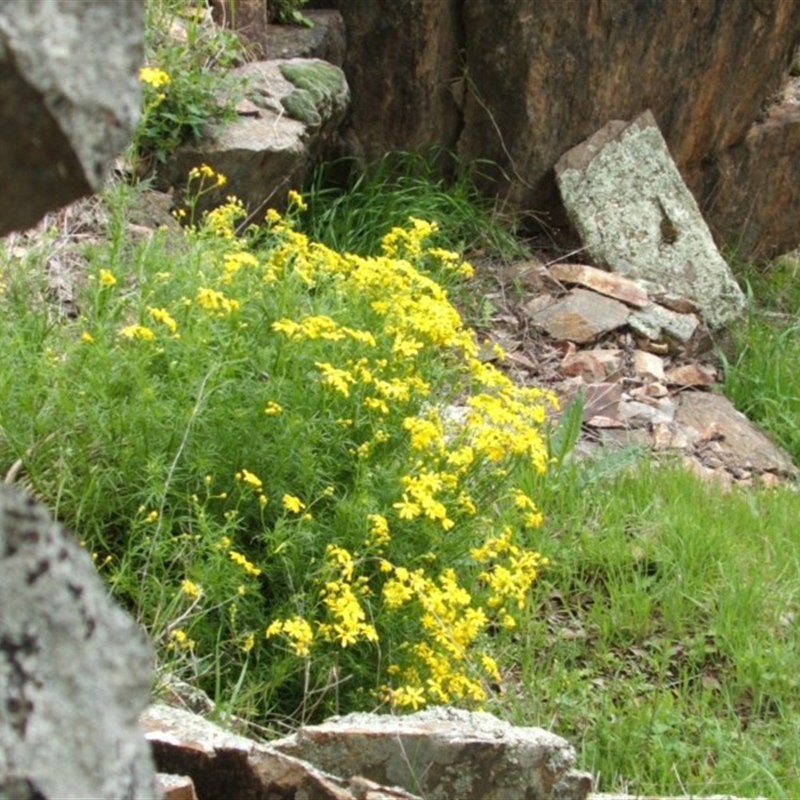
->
[300,149,527,262]
[722,253,800,464]
[494,454,800,797]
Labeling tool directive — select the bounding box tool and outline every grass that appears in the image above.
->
[1,0,800,793]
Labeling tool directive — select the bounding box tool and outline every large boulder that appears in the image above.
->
[0,0,143,236]
[315,0,800,257]
[0,488,161,799]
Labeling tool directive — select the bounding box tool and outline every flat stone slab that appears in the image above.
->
[555,110,746,328]
[529,288,630,343]
[675,392,797,475]
[549,263,650,307]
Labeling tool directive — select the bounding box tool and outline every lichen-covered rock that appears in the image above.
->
[555,111,745,329]
[271,706,593,800]
[0,0,143,236]
[0,488,160,799]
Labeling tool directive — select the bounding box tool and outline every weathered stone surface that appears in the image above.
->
[265,9,346,66]
[548,263,649,308]
[701,73,800,260]
[210,0,268,58]
[142,704,419,800]
[628,304,701,346]
[618,396,676,427]
[158,773,198,800]
[555,111,746,328]
[675,393,797,476]
[272,707,592,800]
[632,350,666,382]
[665,363,717,387]
[562,349,624,383]
[159,58,348,216]
[0,487,161,799]
[0,0,143,236]
[529,289,630,343]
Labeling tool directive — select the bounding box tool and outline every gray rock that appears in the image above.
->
[0,487,160,799]
[160,58,348,216]
[628,303,701,345]
[0,0,143,235]
[142,704,417,800]
[555,111,746,329]
[272,706,593,800]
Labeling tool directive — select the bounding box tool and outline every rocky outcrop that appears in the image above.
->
[143,704,592,800]
[159,57,349,216]
[0,0,143,236]
[315,0,800,258]
[0,488,161,799]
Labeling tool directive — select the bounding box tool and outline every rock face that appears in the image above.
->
[0,0,143,236]
[314,0,800,257]
[0,488,161,799]
[272,707,593,800]
[555,111,746,329]
[160,58,349,215]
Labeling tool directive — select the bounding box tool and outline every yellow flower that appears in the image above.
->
[282,494,306,514]
[287,189,308,212]
[98,269,117,287]
[144,509,159,523]
[229,550,262,577]
[147,306,178,334]
[236,469,263,489]
[80,331,94,343]
[139,66,171,87]
[180,579,202,600]
[264,401,282,416]
[241,632,256,653]
[119,324,156,341]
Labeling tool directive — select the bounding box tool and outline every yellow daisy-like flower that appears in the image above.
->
[180,579,202,600]
[139,66,171,88]
[282,494,306,514]
[98,269,117,287]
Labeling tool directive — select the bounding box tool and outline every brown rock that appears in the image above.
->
[264,10,347,66]
[702,74,800,260]
[675,392,797,475]
[632,350,666,382]
[561,348,624,382]
[548,263,649,307]
[210,0,268,57]
[529,288,630,343]
[158,773,198,800]
[664,363,717,386]
[579,382,623,425]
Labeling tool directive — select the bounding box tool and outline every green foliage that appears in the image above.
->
[269,0,313,28]
[0,170,555,725]
[721,254,800,464]
[133,0,246,166]
[300,149,528,262]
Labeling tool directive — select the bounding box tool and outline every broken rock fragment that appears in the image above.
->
[548,262,649,307]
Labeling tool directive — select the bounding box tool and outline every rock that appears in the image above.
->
[265,9,346,66]
[548,263,649,308]
[675,392,797,476]
[271,707,593,800]
[159,58,349,216]
[555,111,745,329]
[158,773,198,800]
[210,0,268,57]
[322,0,800,254]
[562,349,624,382]
[529,288,630,343]
[628,303,702,348]
[664,363,717,387]
[0,0,143,236]
[142,704,419,800]
[618,396,676,427]
[632,350,666,382]
[701,72,800,260]
[0,487,161,799]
